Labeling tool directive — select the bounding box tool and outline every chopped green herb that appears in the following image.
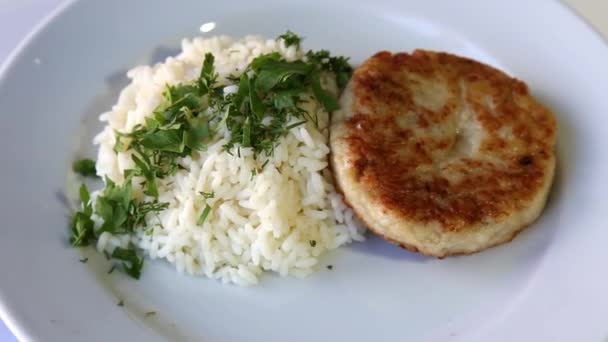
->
[198,52,217,94]
[69,184,95,247]
[197,204,212,226]
[112,53,217,197]
[117,299,124,307]
[219,47,350,155]
[70,175,166,278]
[72,158,97,177]
[139,129,184,153]
[284,120,307,131]
[254,60,312,92]
[309,240,316,247]
[310,71,339,112]
[199,191,214,199]
[242,117,252,147]
[144,311,157,317]
[111,247,144,279]
[94,178,133,235]
[79,257,88,263]
[326,265,333,270]
[185,116,211,151]
[68,31,352,280]
[260,159,270,169]
[248,76,265,118]
[306,50,353,90]
[277,31,303,49]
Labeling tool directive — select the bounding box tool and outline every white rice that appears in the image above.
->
[92,35,365,286]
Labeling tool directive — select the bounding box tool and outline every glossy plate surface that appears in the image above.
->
[0,0,607,341]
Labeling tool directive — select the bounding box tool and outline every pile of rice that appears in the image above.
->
[93,35,365,286]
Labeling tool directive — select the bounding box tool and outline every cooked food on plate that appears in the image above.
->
[69,31,557,285]
[330,50,556,257]
[69,32,365,285]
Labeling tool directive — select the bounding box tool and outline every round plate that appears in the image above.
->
[1,0,607,341]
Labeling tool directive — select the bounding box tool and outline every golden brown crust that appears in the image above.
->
[335,175,531,258]
[340,50,556,233]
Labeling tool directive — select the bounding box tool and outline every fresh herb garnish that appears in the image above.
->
[260,159,270,169]
[111,247,144,279]
[310,71,339,111]
[277,30,302,49]
[117,299,124,307]
[116,34,348,159]
[144,311,157,317]
[72,158,97,177]
[69,31,352,280]
[69,184,95,247]
[70,178,166,278]
[220,49,347,155]
[79,257,88,263]
[112,52,217,198]
[199,191,214,199]
[197,204,212,226]
[306,50,353,90]
[326,265,333,270]
[309,240,317,247]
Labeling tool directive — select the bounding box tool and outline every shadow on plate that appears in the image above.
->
[349,234,430,263]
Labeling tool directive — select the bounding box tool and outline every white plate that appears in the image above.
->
[1,0,607,341]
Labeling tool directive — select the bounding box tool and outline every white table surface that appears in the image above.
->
[0,0,605,341]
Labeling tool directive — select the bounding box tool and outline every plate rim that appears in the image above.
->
[0,2,82,341]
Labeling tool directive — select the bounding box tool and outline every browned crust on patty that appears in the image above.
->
[332,168,532,258]
[339,50,556,233]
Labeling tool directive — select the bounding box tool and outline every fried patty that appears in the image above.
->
[330,50,557,257]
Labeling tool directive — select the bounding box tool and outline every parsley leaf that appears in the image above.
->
[185,116,211,151]
[198,53,217,94]
[219,50,348,155]
[140,129,184,153]
[255,60,312,92]
[272,88,302,110]
[111,247,144,279]
[95,178,131,234]
[306,50,353,90]
[250,52,282,71]
[69,184,95,246]
[69,31,353,281]
[248,76,265,118]
[113,54,218,197]
[69,212,95,246]
[72,159,97,177]
[71,175,166,277]
[311,71,340,112]
[277,31,303,49]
